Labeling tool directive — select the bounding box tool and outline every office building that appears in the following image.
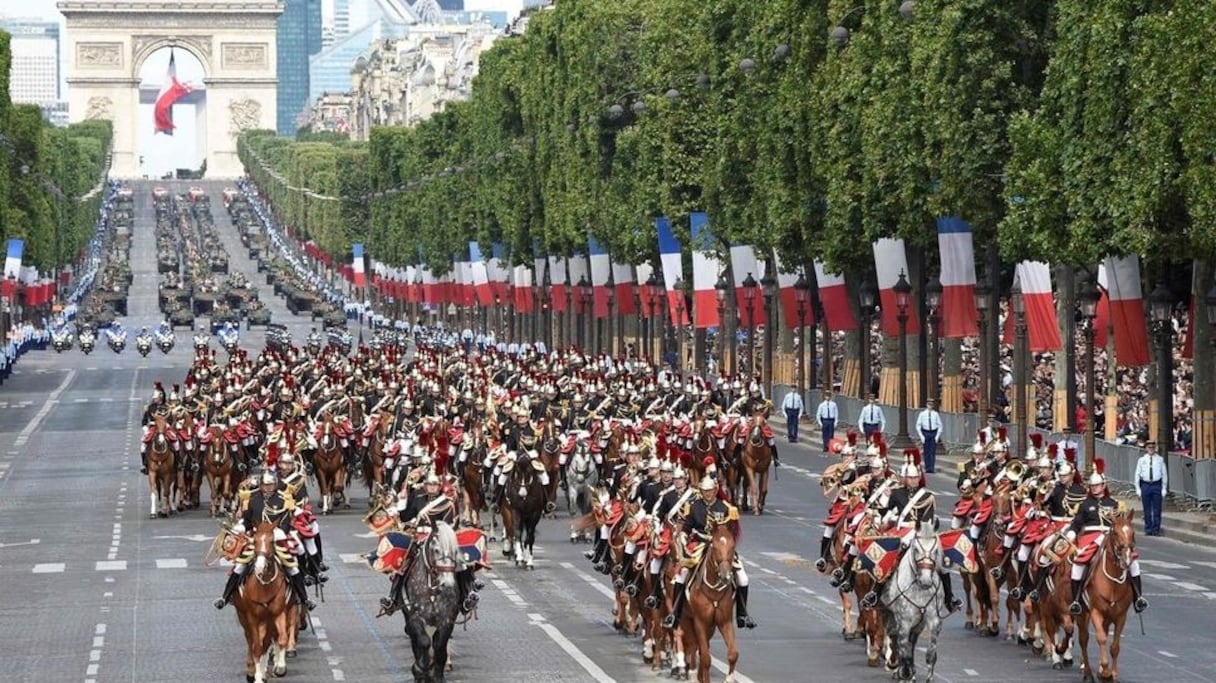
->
[0,19,61,106]
[276,0,325,136]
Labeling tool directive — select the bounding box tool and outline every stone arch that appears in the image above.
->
[130,36,211,81]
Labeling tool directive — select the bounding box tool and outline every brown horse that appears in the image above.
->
[1077,511,1136,683]
[203,426,235,517]
[739,416,772,514]
[362,416,392,505]
[147,416,177,518]
[175,413,204,510]
[849,510,889,667]
[232,522,301,683]
[459,428,494,538]
[1027,530,1078,670]
[680,520,740,683]
[538,419,563,513]
[686,418,718,488]
[313,413,348,514]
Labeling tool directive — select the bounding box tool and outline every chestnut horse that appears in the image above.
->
[147,416,177,518]
[313,413,348,514]
[202,426,235,517]
[1077,511,1136,683]
[1027,530,1077,670]
[175,413,204,510]
[362,416,392,505]
[739,416,772,514]
[232,521,301,683]
[680,519,740,683]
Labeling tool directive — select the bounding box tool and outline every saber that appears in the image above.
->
[1137,610,1145,636]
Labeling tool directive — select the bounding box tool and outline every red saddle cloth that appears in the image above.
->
[1074,530,1105,563]
[448,427,464,446]
[971,497,995,525]
[143,429,178,444]
[825,499,849,526]
[952,497,975,518]
[1006,503,1033,536]
[292,505,318,538]
[1021,516,1056,545]
[651,526,673,557]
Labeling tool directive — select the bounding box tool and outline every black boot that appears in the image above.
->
[1011,565,1033,601]
[1069,578,1084,614]
[619,554,639,596]
[214,570,244,609]
[771,444,781,468]
[292,572,318,611]
[815,536,832,572]
[592,540,610,575]
[1027,566,1050,602]
[663,584,687,629]
[140,450,148,475]
[1132,575,1148,613]
[314,535,328,572]
[458,571,479,613]
[559,467,569,491]
[940,572,961,612]
[584,537,604,562]
[644,572,664,609]
[543,487,556,515]
[380,573,406,614]
[735,585,756,629]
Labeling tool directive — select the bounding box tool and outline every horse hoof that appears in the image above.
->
[273,664,286,676]
[1053,662,1064,671]
[964,621,974,630]
[247,675,255,683]
[286,649,297,658]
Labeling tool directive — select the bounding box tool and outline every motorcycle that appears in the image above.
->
[218,328,239,354]
[52,329,73,352]
[136,334,152,357]
[193,332,210,352]
[79,331,96,355]
[107,330,126,354]
[155,332,175,354]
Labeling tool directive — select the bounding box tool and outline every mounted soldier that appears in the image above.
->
[1065,463,1147,615]
[503,407,555,513]
[277,453,328,582]
[140,382,171,474]
[214,470,316,611]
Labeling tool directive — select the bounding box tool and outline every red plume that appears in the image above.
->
[154,381,164,392]
[1047,442,1059,456]
[1093,457,1104,475]
[846,431,857,445]
[266,441,279,467]
[977,429,986,445]
[1029,433,1042,448]
[1065,447,1077,464]
[703,456,715,469]
[997,426,1007,439]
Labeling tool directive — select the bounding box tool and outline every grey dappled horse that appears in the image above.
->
[881,524,945,683]
[403,520,461,683]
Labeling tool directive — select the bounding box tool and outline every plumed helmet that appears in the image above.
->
[424,472,440,485]
[659,460,674,473]
[646,457,661,470]
[279,453,295,466]
[699,477,717,491]
[672,466,687,480]
[1088,472,1106,487]
[1036,455,1053,469]
[901,462,921,479]
[847,431,858,446]
[260,470,277,485]
[1058,462,1074,478]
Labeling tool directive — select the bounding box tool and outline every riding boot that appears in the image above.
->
[380,572,406,614]
[1069,579,1084,614]
[1027,566,1050,602]
[770,443,781,468]
[543,488,556,515]
[815,536,832,572]
[644,572,664,609]
[734,585,756,629]
[314,534,328,572]
[663,586,687,629]
[213,570,243,609]
[619,555,639,596]
[835,560,856,592]
[1132,575,1148,613]
[584,536,605,562]
[292,572,318,612]
[939,572,961,612]
[591,539,610,575]
[559,467,569,491]
[1011,565,1034,601]
[140,450,148,475]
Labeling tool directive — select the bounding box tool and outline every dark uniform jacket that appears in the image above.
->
[1068,494,1118,537]
[637,479,664,510]
[398,490,455,526]
[1045,481,1087,517]
[882,486,938,527]
[682,496,731,537]
[656,486,687,520]
[269,400,301,423]
[143,401,169,426]
[241,490,291,530]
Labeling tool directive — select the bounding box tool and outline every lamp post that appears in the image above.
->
[743,272,758,378]
[925,276,942,403]
[675,278,689,374]
[646,272,662,361]
[1078,276,1101,471]
[761,269,777,395]
[974,281,991,420]
[1148,281,1174,470]
[715,272,730,373]
[577,275,591,351]
[814,299,827,392]
[631,279,641,360]
[604,271,616,357]
[541,268,552,350]
[1011,281,1028,457]
[858,278,878,399]
[1207,283,1216,459]
[892,271,914,449]
[795,273,810,399]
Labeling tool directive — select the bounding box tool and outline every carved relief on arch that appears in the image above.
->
[131,34,213,76]
[85,96,114,121]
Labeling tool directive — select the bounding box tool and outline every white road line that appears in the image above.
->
[1159,650,1178,658]
[155,558,187,569]
[32,563,65,573]
[1175,581,1209,592]
[338,553,365,564]
[15,370,75,446]
[1204,592,1216,600]
[528,613,615,683]
[1139,560,1189,569]
[95,560,127,571]
[964,668,979,676]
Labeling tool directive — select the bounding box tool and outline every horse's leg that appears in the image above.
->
[722,617,739,683]
[925,615,941,681]
[272,612,289,677]
[148,473,158,519]
[1078,613,1094,683]
[406,617,434,683]
[338,465,350,509]
[1110,613,1126,681]
[1092,611,1111,680]
[432,622,454,683]
[758,468,769,513]
[252,624,269,683]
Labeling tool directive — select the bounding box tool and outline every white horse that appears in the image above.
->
[565,442,598,541]
[881,524,945,683]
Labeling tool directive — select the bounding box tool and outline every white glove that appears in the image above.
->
[1065,529,1076,542]
[232,523,246,535]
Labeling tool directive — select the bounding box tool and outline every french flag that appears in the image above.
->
[548,255,568,313]
[513,265,534,312]
[873,238,920,337]
[489,244,511,302]
[351,243,366,289]
[636,262,656,318]
[468,243,493,306]
[1008,261,1062,352]
[690,212,722,329]
[656,217,688,326]
[404,265,417,303]
[613,256,636,316]
[533,242,547,306]
[936,217,979,337]
[1098,256,1149,366]
[456,254,476,306]
[814,261,858,332]
[588,236,611,318]
[4,239,23,280]
[154,50,192,135]
[729,245,767,328]
[773,251,809,330]
[568,252,590,315]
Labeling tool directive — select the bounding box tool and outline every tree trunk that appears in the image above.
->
[941,337,964,413]
[1054,265,1077,431]
[1192,259,1213,459]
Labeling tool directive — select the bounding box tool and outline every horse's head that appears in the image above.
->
[708,518,737,585]
[423,521,459,588]
[1109,508,1136,571]
[908,524,943,588]
[251,521,279,581]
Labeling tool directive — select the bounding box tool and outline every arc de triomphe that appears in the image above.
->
[59,0,282,179]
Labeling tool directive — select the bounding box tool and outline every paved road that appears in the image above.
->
[1,180,1214,682]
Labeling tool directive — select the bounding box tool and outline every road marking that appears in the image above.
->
[1159,650,1178,658]
[528,612,615,683]
[1204,592,1216,600]
[964,668,979,676]
[338,553,365,564]
[14,369,75,447]
[95,560,127,571]
[155,558,187,569]
[1145,573,1176,582]
[1175,581,1209,592]
[32,563,65,573]
[490,578,529,608]
[1140,560,1189,570]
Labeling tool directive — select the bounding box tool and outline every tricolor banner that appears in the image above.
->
[1097,256,1149,367]
[4,239,23,280]
[612,255,636,316]
[729,245,767,328]
[856,534,904,582]
[936,217,979,338]
[938,528,979,573]
[656,217,688,326]
[512,265,533,312]
[568,253,590,314]
[814,261,857,332]
[467,242,493,306]
[636,262,656,318]
[154,50,193,135]
[873,238,920,337]
[351,243,366,289]
[489,244,511,303]
[548,255,568,313]
[1006,261,1062,352]
[772,251,810,330]
[588,236,611,318]
[690,212,722,329]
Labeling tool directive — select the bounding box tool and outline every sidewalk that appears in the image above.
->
[773,416,1216,547]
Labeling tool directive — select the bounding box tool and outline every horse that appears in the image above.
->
[175,414,204,510]
[147,416,178,518]
[739,416,772,514]
[401,521,462,683]
[202,426,235,517]
[232,521,301,683]
[680,518,740,683]
[363,415,393,504]
[313,413,349,514]
[1077,510,1136,683]
[538,419,563,513]
[457,432,494,538]
[686,418,718,487]
[502,453,545,569]
[879,524,945,683]
[565,442,598,542]
[1026,528,1077,670]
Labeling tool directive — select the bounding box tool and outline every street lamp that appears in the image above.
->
[892,270,914,448]
[646,272,662,361]
[1078,276,1101,471]
[794,273,810,399]
[974,281,991,420]
[631,279,642,361]
[858,278,878,399]
[604,271,616,356]
[577,275,592,351]
[540,267,552,350]
[676,277,691,374]
[715,272,731,373]
[925,276,942,403]
[743,272,758,378]
[1148,281,1173,469]
[1011,281,1028,458]
[761,269,777,395]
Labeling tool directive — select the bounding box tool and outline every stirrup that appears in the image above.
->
[815,557,828,572]
[830,566,845,581]
[625,583,638,597]
[213,598,227,610]
[1010,587,1024,600]
[1134,597,1148,613]
[473,578,485,591]
[644,595,659,609]
[662,614,676,629]
[1027,589,1041,603]
[989,567,1004,580]
[860,591,878,609]
[1069,601,1082,615]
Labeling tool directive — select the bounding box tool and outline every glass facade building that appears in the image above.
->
[277,0,325,136]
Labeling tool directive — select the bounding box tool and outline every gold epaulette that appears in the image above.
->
[957,461,968,474]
